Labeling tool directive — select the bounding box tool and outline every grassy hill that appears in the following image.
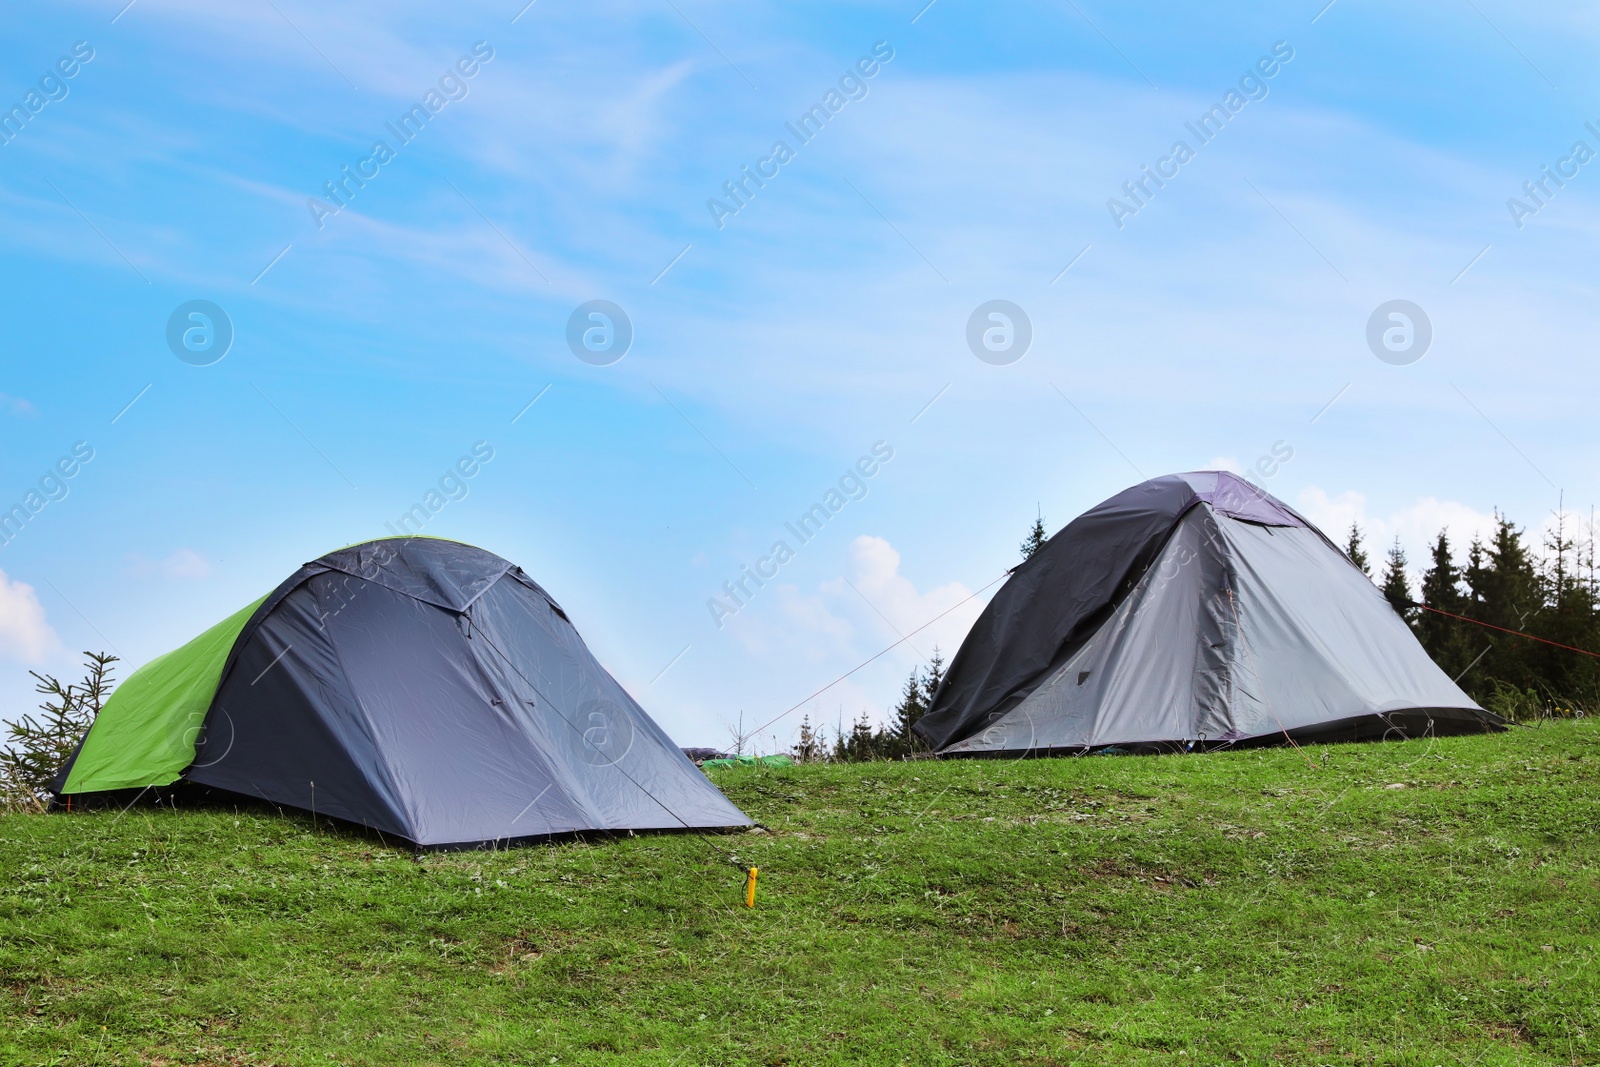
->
[2,722,1597,1066]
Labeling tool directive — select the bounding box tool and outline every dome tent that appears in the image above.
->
[915,472,1501,755]
[53,538,751,847]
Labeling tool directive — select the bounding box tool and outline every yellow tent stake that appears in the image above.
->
[745,866,758,908]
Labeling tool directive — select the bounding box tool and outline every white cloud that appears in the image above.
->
[714,535,989,733]
[0,393,35,417]
[822,536,983,663]
[127,548,213,580]
[1205,456,1241,474]
[727,580,855,663]
[724,540,921,664]
[1295,489,1367,554]
[1387,499,1504,557]
[0,569,58,663]
[1297,487,1501,568]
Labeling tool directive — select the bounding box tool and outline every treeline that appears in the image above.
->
[794,650,945,763]
[1351,513,1597,719]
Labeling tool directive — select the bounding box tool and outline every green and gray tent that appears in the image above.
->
[53,538,751,847]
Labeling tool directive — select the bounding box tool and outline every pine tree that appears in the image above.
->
[797,714,819,763]
[1584,509,1599,604]
[726,711,749,758]
[2,652,117,810]
[1470,514,1542,702]
[1345,522,1371,577]
[921,646,946,710]
[892,667,925,741]
[1381,537,1415,624]
[1464,536,1487,609]
[1416,530,1474,681]
[1538,508,1598,704]
[1020,508,1049,561]
[848,710,877,761]
[1483,514,1539,626]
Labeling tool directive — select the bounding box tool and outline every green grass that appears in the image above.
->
[2,723,1597,1066]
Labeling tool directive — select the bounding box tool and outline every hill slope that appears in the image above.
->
[3,723,1597,1065]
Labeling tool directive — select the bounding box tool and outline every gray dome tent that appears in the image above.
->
[54,538,751,847]
[916,472,1500,755]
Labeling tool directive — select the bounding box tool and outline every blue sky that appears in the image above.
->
[1,0,1596,749]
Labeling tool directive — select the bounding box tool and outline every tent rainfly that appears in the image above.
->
[52,538,751,847]
[915,472,1502,755]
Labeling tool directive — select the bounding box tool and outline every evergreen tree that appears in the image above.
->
[829,709,883,762]
[1345,522,1371,577]
[1537,510,1599,703]
[1483,515,1539,627]
[2,652,117,810]
[1467,514,1542,701]
[1584,510,1599,603]
[1416,530,1474,681]
[1380,537,1415,624]
[1020,509,1049,561]
[921,646,946,711]
[1464,536,1487,609]
[892,667,926,741]
[847,710,878,761]
[796,714,819,763]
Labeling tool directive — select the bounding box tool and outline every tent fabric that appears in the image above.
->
[315,537,515,613]
[916,472,1500,754]
[57,538,751,847]
[59,595,268,793]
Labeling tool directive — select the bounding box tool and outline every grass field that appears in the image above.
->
[2,721,1596,1066]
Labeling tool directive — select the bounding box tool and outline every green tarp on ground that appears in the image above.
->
[699,754,794,769]
[62,595,267,793]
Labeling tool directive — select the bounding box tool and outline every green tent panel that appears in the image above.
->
[62,595,267,793]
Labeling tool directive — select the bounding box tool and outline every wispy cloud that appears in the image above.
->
[126,548,213,581]
[0,394,37,417]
